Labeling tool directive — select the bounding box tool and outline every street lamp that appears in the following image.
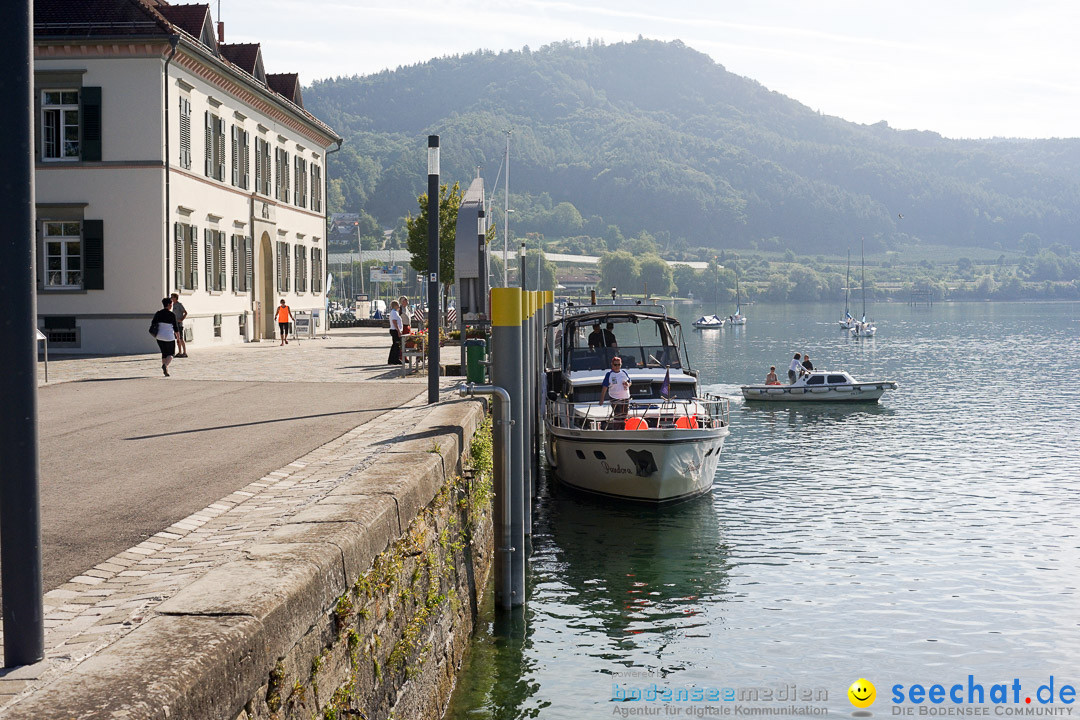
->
[611,287,617,304]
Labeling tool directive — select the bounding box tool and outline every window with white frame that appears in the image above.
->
[43,221,82,287]
[42,90,80,160]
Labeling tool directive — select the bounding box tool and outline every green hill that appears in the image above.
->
[306,38,1080,255]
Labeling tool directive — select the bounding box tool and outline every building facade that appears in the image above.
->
[33,0,341,353]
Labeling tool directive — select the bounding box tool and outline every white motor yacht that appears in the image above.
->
[544,305,730,502]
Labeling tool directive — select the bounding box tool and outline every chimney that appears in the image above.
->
[217,21,225,44]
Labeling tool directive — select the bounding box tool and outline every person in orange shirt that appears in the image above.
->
[276,299,294,345]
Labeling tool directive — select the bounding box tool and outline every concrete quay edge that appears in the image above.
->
[2,394,487,720]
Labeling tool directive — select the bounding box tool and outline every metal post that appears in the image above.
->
[490,288,525,606]
[427,136,440,404]
[458,383,513,610]
[522,292,533,538]
[0,0,45,667]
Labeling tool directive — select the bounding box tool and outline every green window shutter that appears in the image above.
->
[83,219,104,289]
[81,87,102,162]
[231,126,239,185]
[174,223,185,290]
[285,243,291,292]
[204,229,213,289]
[179,98,191,168]
[241,131,250,189]
[231,234,238,291]
[216,118,226,181]
[189,226,199,289]
[218,232,227,290]
[244,236,253,292]
[205,112,213,176]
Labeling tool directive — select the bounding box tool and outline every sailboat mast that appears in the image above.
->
[844,249,850,316]
[860,238,866,320]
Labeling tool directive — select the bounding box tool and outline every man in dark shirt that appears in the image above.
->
[802,354,814,372]
[587,323,605,350]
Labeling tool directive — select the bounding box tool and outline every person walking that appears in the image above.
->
[170,292,188,357]
[387,300,403,365]
[788,353,803,384]
[599,355,632,429]
[276,299,294,345]
[150,297,180,377]
[801,354,814,373]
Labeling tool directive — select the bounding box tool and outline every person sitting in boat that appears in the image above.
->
[599,356,631,430]
[788,353,803,383]
[766,366,780,385]
[801,354,814,372]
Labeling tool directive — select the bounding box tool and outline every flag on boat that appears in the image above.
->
[660,366,670,398]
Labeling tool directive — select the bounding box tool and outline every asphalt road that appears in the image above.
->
[35,378,419,591]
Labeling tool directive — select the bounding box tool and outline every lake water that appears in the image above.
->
[445,301,1080,719]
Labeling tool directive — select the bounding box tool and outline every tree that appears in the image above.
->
[522,250,557,291]
[405,182,462,304]
[671,264,700,298]
[638,254,674,296]
[598,251,639,294]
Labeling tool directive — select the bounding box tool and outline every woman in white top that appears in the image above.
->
[387,301,403,365]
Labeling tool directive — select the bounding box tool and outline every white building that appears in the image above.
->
[33,0,341,353]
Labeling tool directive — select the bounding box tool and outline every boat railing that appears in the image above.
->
[546,394,729,431]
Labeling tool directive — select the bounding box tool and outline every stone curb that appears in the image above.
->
[4,397,486,720]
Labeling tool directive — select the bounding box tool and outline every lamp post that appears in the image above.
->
[427,135,440,404]
[1,0,44,667]
[354,221,364,295]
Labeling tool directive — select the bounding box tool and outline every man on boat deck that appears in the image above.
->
[599,356,632,429]
[788,353,803,383]
[587,323,605,350]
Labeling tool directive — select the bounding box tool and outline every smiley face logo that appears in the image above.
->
[848,678,876,708]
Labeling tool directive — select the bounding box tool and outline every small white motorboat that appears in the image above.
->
[849,321,876,338]
[741,370,897,403]
[692,314,724,329]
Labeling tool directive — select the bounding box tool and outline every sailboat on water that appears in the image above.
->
[729,262,747,325]
[850,239,876,338]
[839,249,856,329]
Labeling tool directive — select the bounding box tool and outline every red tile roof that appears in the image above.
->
[267,73,303,108]
[155,3,211,41]
[34,0,171,36]
[220,43,262,75]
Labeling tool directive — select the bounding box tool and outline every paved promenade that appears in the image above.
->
[0,328,464,712]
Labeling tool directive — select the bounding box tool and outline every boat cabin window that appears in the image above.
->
[805,375,825,385]
[562,315,683,371]
[827,374,849,384]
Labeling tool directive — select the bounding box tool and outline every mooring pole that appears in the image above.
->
[522,291,534,539]
[490,288,525,606]
[0,0,45,668]
[426,135,440,404]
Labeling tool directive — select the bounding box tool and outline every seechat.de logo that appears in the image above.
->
[849,678,877,709]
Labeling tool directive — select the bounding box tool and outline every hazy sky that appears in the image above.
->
[221,0,1079,140]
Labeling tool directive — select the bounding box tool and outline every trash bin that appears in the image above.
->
[465,339,487,384]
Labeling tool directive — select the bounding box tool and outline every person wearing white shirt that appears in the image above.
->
[599,356,632,429]
[388,301,403,365]
[788,353,803,383]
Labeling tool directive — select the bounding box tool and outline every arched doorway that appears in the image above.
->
[260,232,275,339]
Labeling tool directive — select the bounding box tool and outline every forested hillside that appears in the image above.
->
[306,38,1080,255]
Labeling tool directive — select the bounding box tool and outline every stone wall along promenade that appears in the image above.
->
[2,396,492,720]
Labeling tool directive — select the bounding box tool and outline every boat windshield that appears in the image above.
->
[561,315,682,371]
